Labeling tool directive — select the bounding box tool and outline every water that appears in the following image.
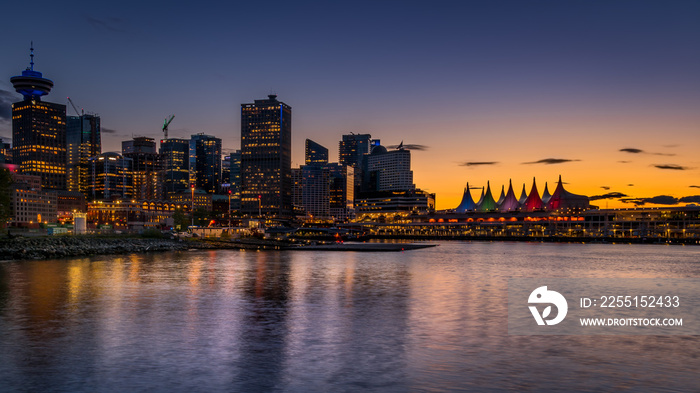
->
[0,242,699,392]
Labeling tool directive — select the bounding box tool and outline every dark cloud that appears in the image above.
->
[84,15,126,33]
[622,195,679,206]
[600,186,610,190]
[590,192,627,201]
[0,89,19,121]
[619,147,674,156]
[222,148,241,156]
[690,185,700,189]
[522,158,580,165]
[459,161,499,167]
[620,148,643,154]
[627,184,634,187]
[654,164,688,170]
[618,160,631,164]
[679,195,700,204]
[387,143,429,151]
[101,127,117,134]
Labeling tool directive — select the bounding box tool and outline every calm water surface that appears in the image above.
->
[0,242,699,392]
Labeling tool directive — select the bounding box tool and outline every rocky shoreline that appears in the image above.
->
[0,236,189,261]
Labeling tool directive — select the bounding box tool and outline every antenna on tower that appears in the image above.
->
[30,41,34,71]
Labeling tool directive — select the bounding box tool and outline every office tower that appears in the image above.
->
[67,114,101,194]
[189,133,222,194]
[122,137,162,200]
[228,150,241,211]
[305,139,328,166]
[327,163,354,221]
[11,45,67,190]
[0,140,12,163]
[87,152,133,200]
[291,167,303,213]
[240,95,292,218]
[301,165,330,218]
[160,138,190,197]
[222,155,231,184]
[364,143,414,192]
[339,133,371,195]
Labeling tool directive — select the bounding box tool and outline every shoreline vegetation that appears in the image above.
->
[0,233,695,262]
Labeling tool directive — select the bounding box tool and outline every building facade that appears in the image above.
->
[189,133,222,194]
[67,114,101,194]
[9,172,57,226]
[160,138,190,197]
[10,46,67,191]
[364,144,414,192]
[240,95,292,218]
[88,152,133,200]
[305,139,328,166]
[123,137,162,201]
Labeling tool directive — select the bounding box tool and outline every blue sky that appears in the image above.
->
[1,0,699,208]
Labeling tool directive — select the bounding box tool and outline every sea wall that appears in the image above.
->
[0,236,189,261]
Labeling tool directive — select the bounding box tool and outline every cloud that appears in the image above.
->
[622,195,680,206]
[522,158,580,165]
[590,192,627,201]
[387,143,429,151]
[627,184,634,187]
[654,164,688,170]
[619,147,674,156]
[620,148,643,154]
[101,127,117,134]
[84,15,127,33]
[222,148,241,156]
[690,185,700,189]
[679,195,700,204]
[618,160,631,164]
[600,186,610,190]
[459,161,499,167]
[0,89,19,121]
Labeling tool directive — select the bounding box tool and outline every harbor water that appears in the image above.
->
[0,242,699,392]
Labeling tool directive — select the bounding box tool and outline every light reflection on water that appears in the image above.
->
[0,242,699,392]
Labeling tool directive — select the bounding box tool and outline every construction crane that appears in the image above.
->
[162,115,175,139]
[67,97,83,116]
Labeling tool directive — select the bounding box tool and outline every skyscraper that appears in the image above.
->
[228,150,242,211]
[67,114,101,194]
[339,133,371,196]
[88,152,133,200]
[305,139,328,166]
[240,95,292,218]
[160,138,190,197]
[364,143,414,192]
[189,133,222,194]
[123,137,162,200]
[11,45,67,190]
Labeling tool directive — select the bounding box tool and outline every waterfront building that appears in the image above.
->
[499,180,520,212]
[67,114,101,195]
[9,172,57,226]
[355,189,435,222]
[518,184,528,205]
[364,143,414,192]
[455,183,477,213]
[301,165,331,219]
[11,46,67,190]
[87,152,133,200]
[328,163,355,221]
[122,137,162,200]
[305,139,328,166]
[522,178,544,212]
[160,138,190,196]
[339,133,372,195]
[87,199,191,231]
[168,189,213,212]
[476,182,498,212]
[240,95,292,218]
[189,133,222,194]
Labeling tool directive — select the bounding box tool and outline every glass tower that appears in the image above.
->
[240,95,292,218]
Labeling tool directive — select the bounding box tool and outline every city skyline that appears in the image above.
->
[1,1,699,209]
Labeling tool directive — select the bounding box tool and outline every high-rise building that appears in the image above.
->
[364,144,414,192]
[301,165,330,219]
[189,133,222,194]
[123,137,162,200]
[227,150,242,211]
[160,138,190,197]
[339,133,371,195]
[67,114,101,194]
[88,152,133,200]
[305,139,328,166]
[11,45,67,190]
[240,95,292,218]
[328,163,355,221]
